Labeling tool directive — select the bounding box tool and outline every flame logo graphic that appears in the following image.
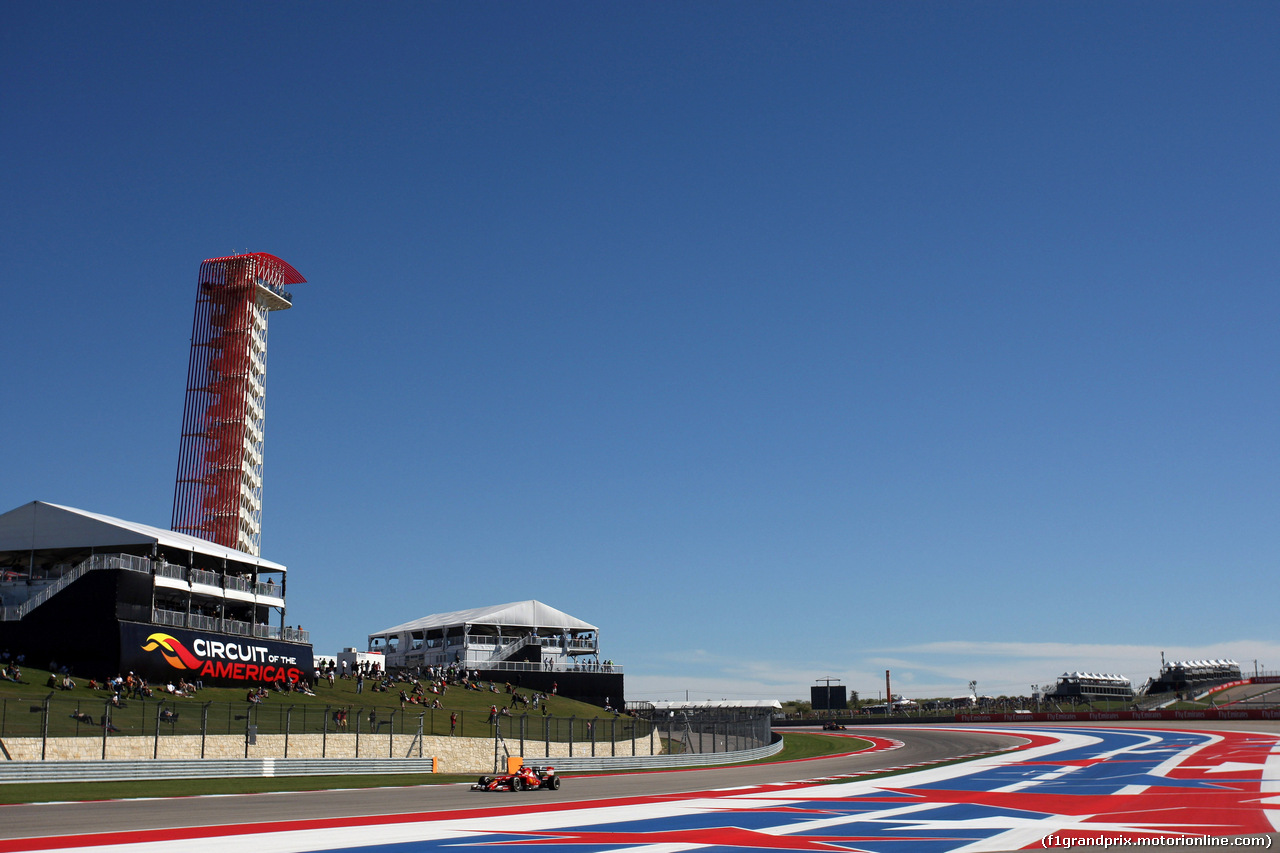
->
[141,633,203,670]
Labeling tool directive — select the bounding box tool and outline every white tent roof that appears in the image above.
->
[0,501,286,572]
[373,600,596,636]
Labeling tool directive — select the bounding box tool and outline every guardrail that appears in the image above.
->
[542,733,784,771]
[0,757,437,785]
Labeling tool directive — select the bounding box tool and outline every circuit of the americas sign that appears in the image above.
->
[120,622,314,687]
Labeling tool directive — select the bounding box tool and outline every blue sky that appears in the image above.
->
[3,2,1278,700]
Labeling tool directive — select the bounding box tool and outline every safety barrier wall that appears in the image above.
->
[0,735,783,783]
[543,732,784,771]
[0,757,437,784]
[775,706,1280,728]
[956,709,1280,723]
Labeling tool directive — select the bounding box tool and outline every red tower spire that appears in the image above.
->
[172,253,304,555]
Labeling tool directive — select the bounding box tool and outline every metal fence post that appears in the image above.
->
[40,693,52,760]
[201,702,210,759]
[285,706,293,758]
[388,710,395,757]
[101,701,110,760]
[322,705,329,758]
[153,702,162,759]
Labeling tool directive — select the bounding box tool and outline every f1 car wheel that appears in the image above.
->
[510,776,524,791]
[478,776,492,786]
[547,776,561,790]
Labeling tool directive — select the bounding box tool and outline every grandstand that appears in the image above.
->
[368,600,622,706]
[1047,672,1135,702]
[1144,659,1242,695]
[0,501,313,685]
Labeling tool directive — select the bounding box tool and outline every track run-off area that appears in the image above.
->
[1,723,1277,852]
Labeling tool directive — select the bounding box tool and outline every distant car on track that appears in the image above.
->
[472,765,561,792]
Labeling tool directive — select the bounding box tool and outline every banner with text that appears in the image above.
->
[120,622,315,688]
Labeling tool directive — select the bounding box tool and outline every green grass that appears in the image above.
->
[0,665,614,740]
[756,732,871,763]
[0,773,473,804]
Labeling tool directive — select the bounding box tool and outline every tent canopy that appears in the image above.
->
[374,600,596,637]
[0,501,286,572]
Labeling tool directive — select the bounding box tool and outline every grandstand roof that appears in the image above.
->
[372,600,597,636]
[0,501,286,572]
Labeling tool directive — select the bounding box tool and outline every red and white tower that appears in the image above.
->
[171,252,305,555]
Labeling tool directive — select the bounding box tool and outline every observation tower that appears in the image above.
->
[171,252,305,556]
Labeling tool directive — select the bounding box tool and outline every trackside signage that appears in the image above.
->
[120,622,315,687]
[956,709,1280,723]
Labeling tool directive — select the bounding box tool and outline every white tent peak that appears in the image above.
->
[374,600,596,636]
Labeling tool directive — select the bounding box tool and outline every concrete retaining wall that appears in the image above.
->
[0,731,660,774]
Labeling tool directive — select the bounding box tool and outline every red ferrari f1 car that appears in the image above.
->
[471,765,561,791]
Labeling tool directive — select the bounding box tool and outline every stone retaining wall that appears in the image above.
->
[0,732,661,774]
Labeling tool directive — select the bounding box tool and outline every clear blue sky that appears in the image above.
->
[3,2,1278,700]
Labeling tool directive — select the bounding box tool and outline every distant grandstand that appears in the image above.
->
[1144,659,1241,695]
[368,600,621,706]
[1047,672,1134,702]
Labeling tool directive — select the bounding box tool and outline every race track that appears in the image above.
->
[0,724,1277,852]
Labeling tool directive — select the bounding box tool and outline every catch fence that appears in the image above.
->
[0,695,775,762]
[0,694,663,760]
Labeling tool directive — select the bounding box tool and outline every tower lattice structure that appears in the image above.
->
[172,252,305,556]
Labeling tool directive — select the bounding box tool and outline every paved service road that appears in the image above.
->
[0,727,1020,841]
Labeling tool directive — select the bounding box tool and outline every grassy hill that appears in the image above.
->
[0,664,617,740]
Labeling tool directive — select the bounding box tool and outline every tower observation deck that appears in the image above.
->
[171,252,304,556]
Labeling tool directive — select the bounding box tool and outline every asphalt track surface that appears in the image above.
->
[0,726,1017,841]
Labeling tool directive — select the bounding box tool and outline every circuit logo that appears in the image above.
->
[141,632,203,669]
[140,631,303,684]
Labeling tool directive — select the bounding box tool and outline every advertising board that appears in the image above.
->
[120,622,315,688]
